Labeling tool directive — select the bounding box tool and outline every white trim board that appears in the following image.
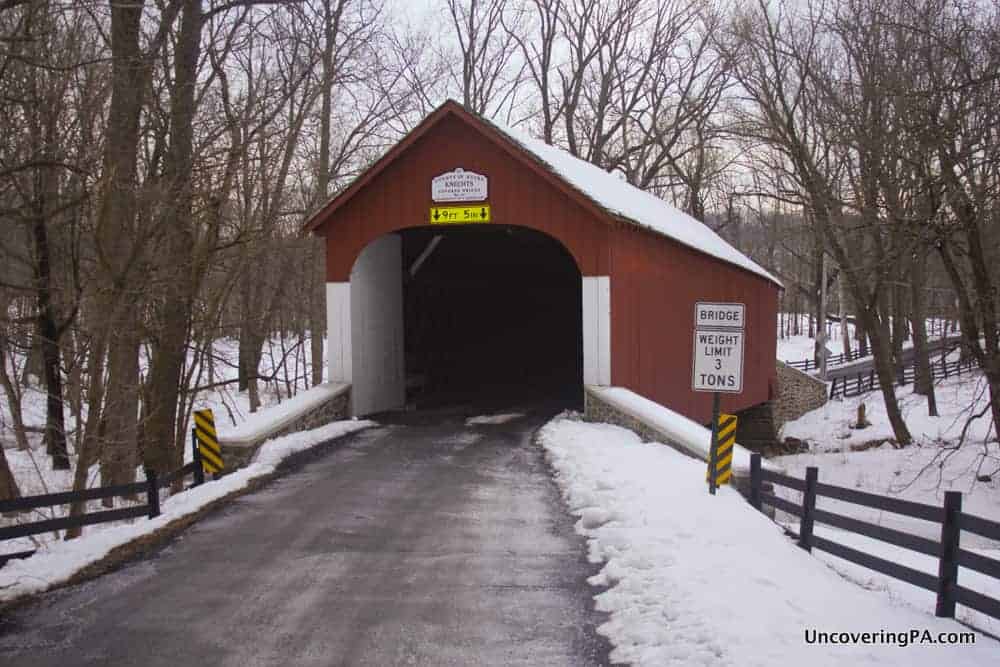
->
[348,234,405,416]
[583,276,611,385]
[327,282,352,384]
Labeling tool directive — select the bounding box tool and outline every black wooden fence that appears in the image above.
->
[749,454,1000,622]
[787,334,964,374]
[0,458,205,567]
[828,355,977,399]
[787,351,854,372]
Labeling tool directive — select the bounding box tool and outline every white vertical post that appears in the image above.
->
[583,276,611,386]
[327,282,352,383]
[349,234,405,416]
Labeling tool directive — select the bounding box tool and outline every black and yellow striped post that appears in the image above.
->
[707,412,737,492]
[193,408,224,476]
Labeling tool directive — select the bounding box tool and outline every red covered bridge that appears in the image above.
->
[304,100,781,428]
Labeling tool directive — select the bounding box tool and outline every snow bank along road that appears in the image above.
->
[539,418,1000,666]
[0,409,610,666]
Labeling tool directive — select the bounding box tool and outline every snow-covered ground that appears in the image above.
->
[223,381,349,444]
[1,336,325,456]
[538,416,999,666]
[465,412,524,425]
[775,315,954,363]
[587,385,763,473]
[774,370,1000,634]
[0,419,373,602]
[1,335,326,558]
[777,314,858,362]
[782,367,995,452]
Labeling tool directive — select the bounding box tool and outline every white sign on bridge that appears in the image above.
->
[692,302,745,393]
[431,168,488,202]
[695,302,744,329]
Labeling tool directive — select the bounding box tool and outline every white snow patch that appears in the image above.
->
[465,412,524,426]
[490,120,780,286]
[219,382,349,445]
[781,370,993,451]
[811,524,1000,636]
[775,315,956,364]
[587,386,766,473]
[0,419,373,602]
[772,370,1000,633]
[538,417,999,666]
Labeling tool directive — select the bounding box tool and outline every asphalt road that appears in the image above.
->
[0,407,611,666]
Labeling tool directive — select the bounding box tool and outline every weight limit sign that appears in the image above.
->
[692,302,745,394]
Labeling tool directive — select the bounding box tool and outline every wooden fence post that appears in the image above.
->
[192,428,205,487]
[145,470,160,519]
[750,454,762,511]
[798,467,819,552]
[936,491,962,618]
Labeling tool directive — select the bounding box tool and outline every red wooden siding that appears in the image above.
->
[321,114,610,281]
[311,102,780,425]
[609,224,778,423]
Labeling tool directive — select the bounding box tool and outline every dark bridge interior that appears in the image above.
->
[401,225,582,410]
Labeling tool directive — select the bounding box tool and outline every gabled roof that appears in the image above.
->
[303,100,781,287]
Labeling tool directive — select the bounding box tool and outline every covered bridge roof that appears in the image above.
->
[304,100,781,287]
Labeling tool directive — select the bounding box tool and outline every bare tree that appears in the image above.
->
[504,0,564,142]
[443,0,526,118]
[0,1,100,470]
[905,0,1000,441]
[725,0,915,444]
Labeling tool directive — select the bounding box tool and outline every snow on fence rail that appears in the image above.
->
[787,350,856,372]
[748,453,1000,623]
[829,355,978,399]
[0,460,205,567]
[788,336,965,374]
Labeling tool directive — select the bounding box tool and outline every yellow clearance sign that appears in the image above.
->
[430,204,491,224]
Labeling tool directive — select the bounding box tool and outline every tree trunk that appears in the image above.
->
[26,44,71,469]
[856,315,869,357]
[0,443,20,507]
[309,1,344,387]
[865,308,913,445]
[0,330,31,452]
[246,334,263,412]
[21,335,43,386]
[238,325,253,393]
[65,333,107,538]
[143,0,202,474]
[839,272,852,361]
[890,278,909,370]
[91,0,149,504]
[100,322,140,499]
[909,252,938,415]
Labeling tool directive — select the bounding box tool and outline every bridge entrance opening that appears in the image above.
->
[401,225,582,410]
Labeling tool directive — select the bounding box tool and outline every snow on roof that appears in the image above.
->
[487,118,781,287]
